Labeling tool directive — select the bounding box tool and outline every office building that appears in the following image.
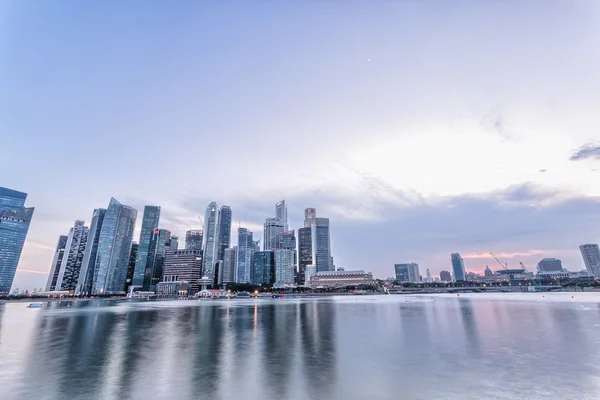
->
[537,258,563,272]
[170,236,179,251]
[253,250,275,285]
[312,217,332,272]
[440,270,452,282]
[394,263,420,283]
[45,235,68,291]
[217,205,232,261]
[264,217,284,251]
[91,198,137,294]
[308,270,373,289]
[236,228,254,283]
[297,227,312,286]
[222,247,237,284]
[484,265,493,277]
[579,244,600,277]
[274,249,295,287]
[0,187,34,295]
[151,229,172,290]
[202,202,219,284]
[55,220,89,291]
[162,249,202,294]
[304,208,316,227]
[75,208,106,295]
[185,229,203,250]
[451,253,466,282]
[276,200,288,231]
[132,205,161,290]
[125,242,138,292]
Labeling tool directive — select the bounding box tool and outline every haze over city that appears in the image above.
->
[2,1,600,291]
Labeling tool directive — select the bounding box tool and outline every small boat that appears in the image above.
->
[27,302,43,308]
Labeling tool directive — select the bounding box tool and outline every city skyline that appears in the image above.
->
[3,1,600,290]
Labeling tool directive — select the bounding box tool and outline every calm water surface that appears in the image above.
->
[1,293,600,400]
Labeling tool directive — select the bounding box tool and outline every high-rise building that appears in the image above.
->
[151,229,172,289]
[394,263,420,282]
[217,205,232,261]
[304,208,316,228]
[91,198,137,294]
[76,208,106,295]
[202,202,219,284]
[222,247,237,284]
[170,236,179,251]
[274,249,295,287]
[425,268,432,283]
[439,270,452,282]
[45,235,68,291]
[276,200,288,232]
[0,187,34,295]
[451,253,466,282]
[235,228,254,283]
[55,220,89,291]
[133,205,161,290]
[185,229,203,250]
[484,265,493,277]
[162,249,203,294]
[253,250,275,285]
[312,217,332,272]
[297,227,312,286]
[264,217,284,251]
[580,244,600,277]
[537,258,563,272]
[125,242,138,292]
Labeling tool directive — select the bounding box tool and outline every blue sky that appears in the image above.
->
[2,1,600,290]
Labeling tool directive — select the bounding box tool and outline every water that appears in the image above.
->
[1,293,600,400]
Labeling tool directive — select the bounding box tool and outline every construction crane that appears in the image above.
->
[197,216,204,226]
[490,252,508,270]
[519,262,528,271]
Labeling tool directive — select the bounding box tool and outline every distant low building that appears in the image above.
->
[537,258,563,272]
[394,263,420,283]
[309,270,373,289]
[439,270,452,282]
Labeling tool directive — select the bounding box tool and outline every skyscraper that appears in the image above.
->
[133,205,161,290]
[76,208,106,295]
[304,208,316,228]
[253,250,275,285]
[202,202,219,284]
[217,205,232,261]
[451,253,466,282]
[264,217,284,251]
[185,229,203,250]
[91,198,137,294]
[55,220,89,291]
[125,242,138,292]
[0,187,34,295]
[297,227,312,286]
[151,229,171,289]
[312,217,332,272]
[45,235,68,291]
[394,263,420,282]
[274,249,295,287]
[235,228,254,283]
[222,247,237,284]
[170,236,179,251]
[579,244,600,277]
[276,200,288,232]
[537,258,563,272]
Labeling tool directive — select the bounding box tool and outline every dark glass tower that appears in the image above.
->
[185,230,203,250]
[76,208,106,295]
[297,227,312,286]
[253,251,275,285]
[55,220,89,291]
[45,235,68,291]
[0,187,34,295]
[217,205,232,261]
[133,205,161,290]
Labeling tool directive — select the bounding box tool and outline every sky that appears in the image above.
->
[2,1,600,291]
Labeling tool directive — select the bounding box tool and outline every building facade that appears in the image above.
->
[276,200,288,231]
[394,263,420,283]
[125,242,138,292]
[484,266,493,277]
[55,220,89,291]
[76,208,106,295]
[202,202,219,284]
[579,244,600,277]
[274,249,295,287]
[185,229,203,250]
[222,247,237,284]
[133,205,161,290]
[537,258,563,272]
[451,253,466,282]
[162,249,202,294]
[91,198,137,294]
[312,217,332,272]
[264,217,284,251]
[0,187,35,295]
[297,227,312,286]
[439,270,452,282]
[253,250,275,285]
[151,229,173,290]
[217,205,232,261]
[235,228,254,283]
[45,235,68,291]
[308,270,373,289]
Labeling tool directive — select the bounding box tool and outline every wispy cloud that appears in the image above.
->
[570,144,600,161]
[462,250,547,259]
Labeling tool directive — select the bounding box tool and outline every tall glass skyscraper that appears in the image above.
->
[451,253,466,282]
[91,198,137,294]
[217,205,232,261]
[222,247,237,284]
[579,244,600,277]
[253,250,275,285]
[202,202,219,283]
[55,220,89,291]
[185,229,203,250]
[132,205,161,290]
[235,228,254,283]
[151,229,171,289]
[264,217,284,251]
[76,208,106,295]
[0,187,34,295]
[276,200,288,231]
[297,227,312,285]
[45,235,68,291]
[274,249,295,287]
[312,218,332,272]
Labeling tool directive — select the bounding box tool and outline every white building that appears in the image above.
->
[274,249,295,287]
[394,263,421,283]
[202,202,219,283]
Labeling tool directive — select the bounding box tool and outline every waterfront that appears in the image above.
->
[1,294,600,399]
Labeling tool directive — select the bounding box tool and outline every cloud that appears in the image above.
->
[569,144,600,161]
[462,250,546,259]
